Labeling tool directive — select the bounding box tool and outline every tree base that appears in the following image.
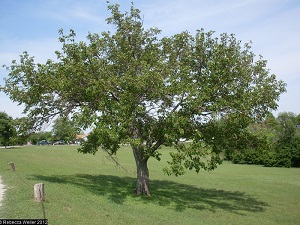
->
[134,184,151,196]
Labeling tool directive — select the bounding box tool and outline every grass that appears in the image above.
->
[0,145,300,225]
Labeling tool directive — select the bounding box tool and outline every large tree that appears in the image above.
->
[1,4,286,195]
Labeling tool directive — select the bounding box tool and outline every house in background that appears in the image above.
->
[75,134,89,144]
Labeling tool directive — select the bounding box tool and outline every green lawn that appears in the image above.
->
[0,145,299,225]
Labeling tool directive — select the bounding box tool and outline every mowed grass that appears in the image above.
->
[0,145,300,225]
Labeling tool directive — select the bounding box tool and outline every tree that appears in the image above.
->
[228,114,277,165]
[11,117,35,145]
[52,117,81,143]
[295,114,300,126]
[28,131,52,145]
[272,112,300,167]
[0,112,16,147]
[276,112,298,141]
[1,3,286,195]
[229,112,300,168]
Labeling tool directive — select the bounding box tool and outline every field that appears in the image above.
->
[0,145,299,225]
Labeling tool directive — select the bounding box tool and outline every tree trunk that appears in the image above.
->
[132,146,150,196]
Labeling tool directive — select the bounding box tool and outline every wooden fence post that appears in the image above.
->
[9,162,15,172]
[34,183,45,202]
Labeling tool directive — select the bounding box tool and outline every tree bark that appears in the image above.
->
[132,146,150,196]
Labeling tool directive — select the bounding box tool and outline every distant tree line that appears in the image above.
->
[225,112,300,167]
[1,110,299,168]
[0,112,83,146]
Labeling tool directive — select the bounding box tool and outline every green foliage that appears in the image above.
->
[230,112,300,168]
[290,136,300,167]
[264,112,300,168]
[52,117,81,142]
[10,117,36,145]
[0,111,16,147]
[28,131,52,145]
[164,141,223,176]
[232,148,268,165]
[1,3,286,193]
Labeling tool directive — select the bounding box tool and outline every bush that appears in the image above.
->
[290,136,300,167]
[239,136,300,168]
[231,148,268,165]
[263,136,300,168]
[265,149,292,168]
[229,112,300,168]
[231,143,300,168]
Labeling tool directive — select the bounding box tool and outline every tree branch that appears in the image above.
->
[108,91,120,102]
[103,148,133,174]
[150,137,165,154]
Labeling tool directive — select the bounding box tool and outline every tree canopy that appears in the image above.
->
[1,3,286,195]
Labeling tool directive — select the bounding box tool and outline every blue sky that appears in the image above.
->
[1,0,300,119]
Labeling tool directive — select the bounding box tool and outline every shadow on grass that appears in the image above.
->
[31,174,269,214]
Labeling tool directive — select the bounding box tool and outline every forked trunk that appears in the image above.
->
[132,146,150,196]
